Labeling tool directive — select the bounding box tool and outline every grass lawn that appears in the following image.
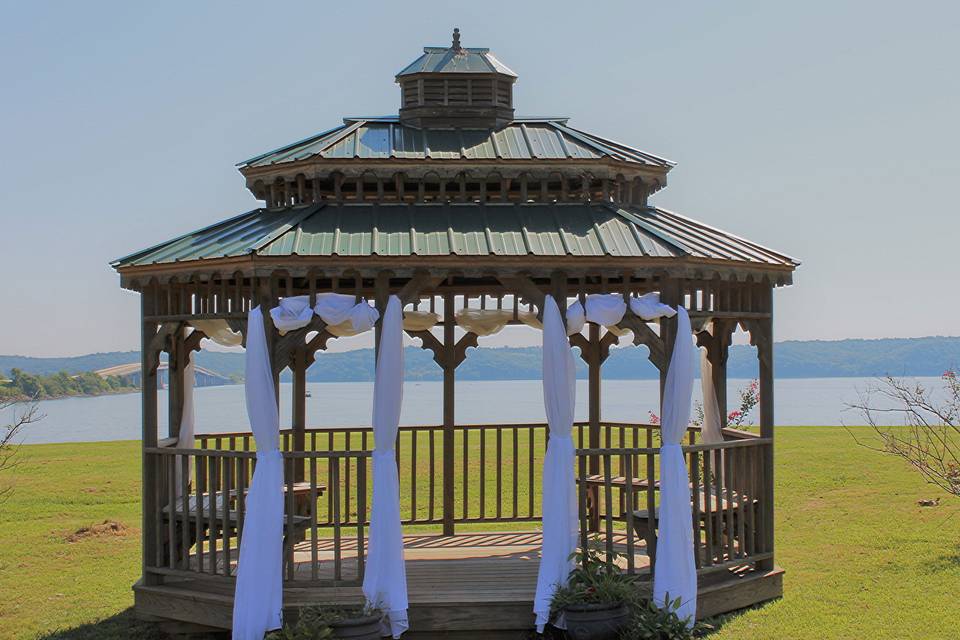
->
[0,427,957,639]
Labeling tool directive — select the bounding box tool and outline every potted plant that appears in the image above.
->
[619,596,708,640]
[266,605,382,640]
[549,543,636,640]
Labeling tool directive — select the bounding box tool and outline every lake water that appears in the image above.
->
[6,376,928,445]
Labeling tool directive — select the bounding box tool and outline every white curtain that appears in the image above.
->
[363,295,409,638]
[700,348,724,445]
[175,352,196,498]
[270,295,314,334]
[533,296,579,632]
[653,307,697,624]
[232,307,285,639]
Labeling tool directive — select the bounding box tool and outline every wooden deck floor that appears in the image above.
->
[136,532,781,638]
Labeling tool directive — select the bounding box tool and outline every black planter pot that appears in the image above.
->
[329,613,383,640]
[562,602,630,640]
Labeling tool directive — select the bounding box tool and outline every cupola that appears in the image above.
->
[396,28,517,129]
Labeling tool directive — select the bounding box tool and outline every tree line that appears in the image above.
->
[0,369,137,401]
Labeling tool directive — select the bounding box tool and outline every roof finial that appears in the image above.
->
[452,27,462,51]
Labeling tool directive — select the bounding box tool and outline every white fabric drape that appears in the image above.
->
[270,295,314,334]
[175,352,196,498]
[631,292,676,321]
[700,348,724,445]
[455,309,514,336]
[533,296,579,632]
[314,292,380,333]
[403,310,439,332]
[653,307,697,624]
[232,307,285,639]
[565,300,586,335]
[363,295,409,638]
[191,319,243,347]
[585,293,627,327]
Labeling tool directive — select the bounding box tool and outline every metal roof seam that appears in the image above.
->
[652,207,798,265]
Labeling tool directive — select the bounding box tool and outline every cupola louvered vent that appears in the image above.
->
[396,28,516,129]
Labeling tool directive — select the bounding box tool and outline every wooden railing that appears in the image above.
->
[196,422,673,528]
[575,433,772,578]
[144,443,370,587]
[143,423,770,588]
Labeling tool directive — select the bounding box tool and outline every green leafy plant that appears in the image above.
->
[550,539,640,614]
[264,604,381,640]
[619,596,711,640]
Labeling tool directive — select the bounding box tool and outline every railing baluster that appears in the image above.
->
[623,454,635,573]
[194,455,205,572]
[479,428,486,519]
[463,428,469,519]
[286,455,296,581]
[428,429,436,522]
[310,455,319,581]
[209,455,218,575]
[180,452,191,570]
[702,449,713,566]
[411,430,418,522]
[222,456,232,575]
[528,426,535,518]
[512,427,519,519]
[496,427,503,519]
[690,449,702,569]
[646,448,656,574]
[603,453,615,570]
[332,457,342,581]
[357,453,367,581]
[578,454,589,567]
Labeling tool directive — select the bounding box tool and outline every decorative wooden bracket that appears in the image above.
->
[145,322,182,375]
[742,318,773,368]
[406,329,477,369]
[615,313,667,371]
[496,274,545,316]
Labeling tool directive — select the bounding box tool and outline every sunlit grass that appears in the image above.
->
[0,428,957,639]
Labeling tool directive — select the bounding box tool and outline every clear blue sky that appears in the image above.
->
[2,1,957,357]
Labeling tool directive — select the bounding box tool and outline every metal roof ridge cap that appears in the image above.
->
[111,207,263,267]
[251,203,325,253]
[611,204,691,255]
[561,124,676,167]
[549,122,631,162]
[237,124,347,166]
[651,206,799,265]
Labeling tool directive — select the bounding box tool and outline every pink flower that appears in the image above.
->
[944,370,956,379]
[648,411,660,425]
[728,410,742,420]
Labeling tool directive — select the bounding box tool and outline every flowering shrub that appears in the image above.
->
[728,379,760,427]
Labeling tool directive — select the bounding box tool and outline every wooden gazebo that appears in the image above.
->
[114,31,797,638]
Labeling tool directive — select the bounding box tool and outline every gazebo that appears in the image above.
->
[114,30,797,638]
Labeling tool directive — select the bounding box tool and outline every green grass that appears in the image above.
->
[1,428,958,639]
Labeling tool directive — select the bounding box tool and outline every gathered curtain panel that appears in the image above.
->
[174,352,196,498]
[699,348,724,445]
[533,295,579,632]
[232,306,285,639]
[652,306,698,624]
[363,295,410,638]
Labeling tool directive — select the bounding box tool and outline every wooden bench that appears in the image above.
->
[629,491,757,556]
[161,482,323,567]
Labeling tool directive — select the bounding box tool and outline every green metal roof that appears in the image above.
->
[397,47,516,77]
[112,203,798,269]
[239,117,674,169]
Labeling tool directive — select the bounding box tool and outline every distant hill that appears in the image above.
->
[3,336,959,382]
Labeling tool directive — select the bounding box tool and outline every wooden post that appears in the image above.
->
[141,294,160,586]
[442,291,456,536]
[293,346,307,481]
[587,322,601,531]
[757,299,775,571]
[167,329,183,439]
